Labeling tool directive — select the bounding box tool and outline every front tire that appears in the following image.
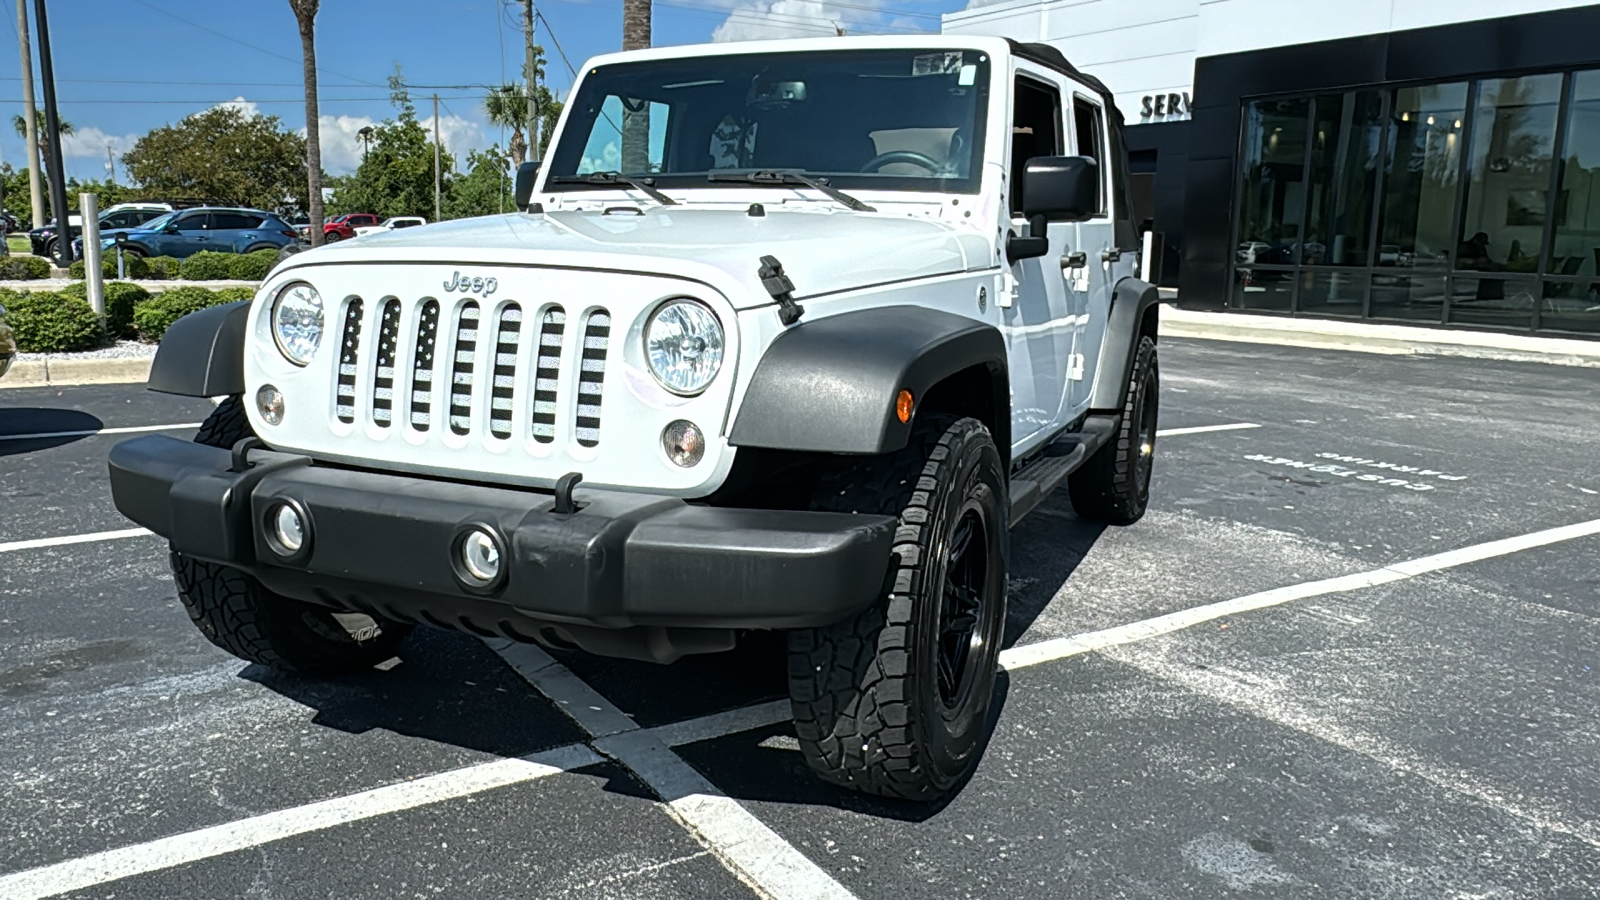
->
[172,396,412,674]
[788,416,1008,801]
[1068,335,1159,524]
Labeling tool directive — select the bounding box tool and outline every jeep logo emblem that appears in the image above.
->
[444,271,498,296]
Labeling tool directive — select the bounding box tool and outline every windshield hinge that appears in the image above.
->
[758,255,805,326]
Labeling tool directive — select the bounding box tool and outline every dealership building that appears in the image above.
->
[943,0,1600,337]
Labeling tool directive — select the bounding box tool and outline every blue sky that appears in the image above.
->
[1,0,967,182]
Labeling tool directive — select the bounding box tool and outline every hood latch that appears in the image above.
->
[758,255,804,326]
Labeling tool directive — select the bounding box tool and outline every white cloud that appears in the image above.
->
[421,113,486,161]
[711,0,853,42]
[214,96,262,118]
[60,126,139,160]
[316,113,379,174]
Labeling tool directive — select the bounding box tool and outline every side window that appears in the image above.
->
[1010,75,1064,217]
[174,213,210,231]
[1072,97,1107,216]
[212,213,262,230]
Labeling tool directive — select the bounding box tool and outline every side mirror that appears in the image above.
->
[163,223,181,234]
[1006,156,1100,263]
[514,161,542,213]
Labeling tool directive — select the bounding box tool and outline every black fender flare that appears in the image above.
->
[145,300,250,397]
[1089,277,1160,412]
[729,306,1008,455]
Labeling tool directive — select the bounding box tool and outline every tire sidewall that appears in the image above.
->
[1131,340,1159,508]
[908,421,1008,790]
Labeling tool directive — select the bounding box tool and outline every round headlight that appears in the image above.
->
[644,300,724,396]
[271,282,324,366]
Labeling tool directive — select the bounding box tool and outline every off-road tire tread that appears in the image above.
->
[1068,336,1157,524]
[789,415,991,801]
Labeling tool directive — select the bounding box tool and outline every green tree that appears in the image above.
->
[12,108,73,219]
[444,147,512,220]
[485,88,529,168]
[122,107,309,213]
[329,76,454,219]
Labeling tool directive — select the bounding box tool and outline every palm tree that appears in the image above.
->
[485,87,529,167]
[289,0,325,247]
[12,109,72,216]
[620,0,651,172]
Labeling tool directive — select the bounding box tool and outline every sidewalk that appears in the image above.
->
[1159,293,1600,369]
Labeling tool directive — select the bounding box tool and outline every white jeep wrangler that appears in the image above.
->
[109,36,1160,801]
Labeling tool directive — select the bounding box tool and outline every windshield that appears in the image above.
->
[546,48,991,195]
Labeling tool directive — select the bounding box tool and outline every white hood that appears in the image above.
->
[289,206,994,307]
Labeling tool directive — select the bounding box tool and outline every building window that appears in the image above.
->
[1230,68,1600,336]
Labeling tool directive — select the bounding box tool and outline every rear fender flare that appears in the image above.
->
[1089,277,1159,412]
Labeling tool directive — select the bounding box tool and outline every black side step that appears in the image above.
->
[1008,415,1118,527]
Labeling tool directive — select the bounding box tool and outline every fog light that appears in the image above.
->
[662,420,705,467]
[271,504,304,554]
[460,529,501,583]
[257,384,285,426]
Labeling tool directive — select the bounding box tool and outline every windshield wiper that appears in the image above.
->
[707,170,875,212]
[547,171,677,206]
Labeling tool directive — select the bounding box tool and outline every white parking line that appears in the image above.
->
[0,422,203,443]
[0,743,600,900]
[0,528,152,555]
[10,515,1600,897]
[1154,422,1261,437]
[495,642,859,900]
[997,516,1600,671]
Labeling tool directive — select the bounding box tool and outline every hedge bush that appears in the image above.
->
[71,252,151,281]
[0,255,51,280]
[212,286,257,304]
[106,282,153,338]
[133,286,230,341]
[227,248,279,281]
[4,290,104,352]
[144,256,181,280]
[177,251,234,281]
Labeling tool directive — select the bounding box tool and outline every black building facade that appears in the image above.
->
[1177,4,1600,337]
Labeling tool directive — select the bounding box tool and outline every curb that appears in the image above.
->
[1160,305,1600,368]
[1,356,152,390]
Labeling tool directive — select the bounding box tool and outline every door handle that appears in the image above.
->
[1100,247,1122,263]
[1060,251,1087,271]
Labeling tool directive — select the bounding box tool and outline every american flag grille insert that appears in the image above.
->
[530,307,565,444]
[574,311,611,448]
[489,304,522,439]
[449,302,480,436]
[335,297,364,423]
[371,299,401,427]
[409,300,440,431]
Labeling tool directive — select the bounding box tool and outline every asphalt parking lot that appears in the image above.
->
[2,337,1598,899]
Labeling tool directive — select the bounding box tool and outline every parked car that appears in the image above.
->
[323,213,380,242]
[352,216,427,237]
[1,211,20,234]
[0,297,14,381]
[94,207,301,260]
[30,205,170,258]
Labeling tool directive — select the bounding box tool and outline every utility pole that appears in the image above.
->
[34,0,72,263]
[432,93,442,222]
[522,0,540,159]
[16,0,44,230]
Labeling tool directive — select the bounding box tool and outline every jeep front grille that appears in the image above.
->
[329,297,611,448]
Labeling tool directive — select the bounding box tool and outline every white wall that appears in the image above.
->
[943,0,1598,125]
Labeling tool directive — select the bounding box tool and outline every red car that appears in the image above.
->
[324,213,379,242]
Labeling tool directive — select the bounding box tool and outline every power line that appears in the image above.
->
[49,96,482,105]
[125,0,385,88]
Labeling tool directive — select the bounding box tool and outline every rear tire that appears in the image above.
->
[788,416,1007,801]
[171,396,412,674]
[1068,336,1159,525]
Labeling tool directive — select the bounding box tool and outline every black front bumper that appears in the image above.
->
[109,435,896,637]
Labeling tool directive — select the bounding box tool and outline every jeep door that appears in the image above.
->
[1003,67,1078,455]
[1065,93,1118,412]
